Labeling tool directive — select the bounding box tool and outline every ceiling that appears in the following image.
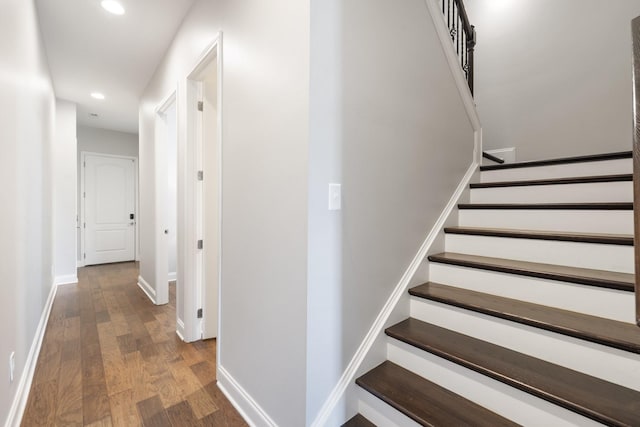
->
[36,0,196,134]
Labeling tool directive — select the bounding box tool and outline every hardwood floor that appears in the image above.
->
[21,262,247,427]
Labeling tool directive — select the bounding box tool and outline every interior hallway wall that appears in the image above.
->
[466,0,640,160]
[53,99,78,284]
[0,0,56,423]
[308,0,476,423]
[139,0,309,425]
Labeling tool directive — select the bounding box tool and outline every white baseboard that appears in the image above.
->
[137,275,157,304]
[176,318,186,341]
[76,260,85,268]
[168,271,177,282]
[4,283,58,427]
[217,365,277,427]
[310,161,478,427]
[54,274,78,286]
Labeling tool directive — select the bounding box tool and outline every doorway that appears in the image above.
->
[81,152,137,265]
[155,92,178,308]
[185,37,221,342]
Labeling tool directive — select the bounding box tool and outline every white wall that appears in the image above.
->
[77,126,138,262]
[466,0,640,161]
[53,99,77,284]
[307,0,475,423]
[0,0,56,423]
[139,1,309,425]
[202,64,218,338]
[166,103,177,280]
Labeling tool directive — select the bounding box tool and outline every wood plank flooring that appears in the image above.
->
[21,262,247,427]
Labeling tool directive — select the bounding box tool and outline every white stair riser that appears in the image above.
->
[444,234,633,273]
[470,182,632,204]
[428,263,635,323]
[458,209,633,235]
[480,159,632,183]
[410,298,640,391]
[356,387,421,427]
[387,339,602,427]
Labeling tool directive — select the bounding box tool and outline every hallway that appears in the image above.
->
[21,262,246,426]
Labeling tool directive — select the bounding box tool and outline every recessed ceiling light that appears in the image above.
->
[101,0,125,15]
[91,92,105,100]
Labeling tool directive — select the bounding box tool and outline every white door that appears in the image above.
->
[84,154,136,265]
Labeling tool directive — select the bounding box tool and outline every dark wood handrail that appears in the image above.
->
[453,0,473,42]
[482,151,505,164]
[441,0,476,94]
[632,15,640,326]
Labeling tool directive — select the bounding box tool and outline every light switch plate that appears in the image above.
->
[328,183,341,210]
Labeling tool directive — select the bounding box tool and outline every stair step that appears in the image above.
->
[443,227,633,246]
[356,361,518,427]
[409,282,640,354]
[479,151,632,171]
[457,204,633,235]
[342,414,376,427]
[458,202,633,210]
[471,174,632,189]
[427,252,634,292]
[386,319,640,426]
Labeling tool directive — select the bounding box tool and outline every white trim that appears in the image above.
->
[183,33,223,343]
[176,319,186,341]
[54,274,78,286]
[310,161,478,427]
[137,275,157,304]
[217,365,277,427]
[76,260,85,268]
[168,272,177,282]
[154,88,178,307]
[4,283,57,427]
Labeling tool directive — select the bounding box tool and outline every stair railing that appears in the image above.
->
[632,16,640,326]
[441,0,476,94]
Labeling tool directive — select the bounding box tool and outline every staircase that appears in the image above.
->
[344,151,640,427]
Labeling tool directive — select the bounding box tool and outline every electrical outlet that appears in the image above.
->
[9,352,15,383]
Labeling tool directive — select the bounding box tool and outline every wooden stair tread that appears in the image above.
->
[356,361,518,427]
[342,414,376,427]
[480,151,632,171]
[409,282,640,353]
[427,252,634,292]
[458,202,633,210]
[470,174,632,189]
[386,319,640,426]
[443,226,633,246]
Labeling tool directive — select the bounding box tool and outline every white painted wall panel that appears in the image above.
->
[465,0,640,161]
[0,0,56,423]
[139,1,309,425]
[307,0,476,422]
[53,99,77,283]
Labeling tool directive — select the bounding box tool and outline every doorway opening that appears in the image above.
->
[184,36,222,343]
[154,92,178,310]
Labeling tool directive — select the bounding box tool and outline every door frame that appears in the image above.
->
[80,151,139,267]
[154,90,178,307]
[182,33,223,343]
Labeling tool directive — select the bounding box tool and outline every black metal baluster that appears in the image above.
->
[441,0,475,95]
